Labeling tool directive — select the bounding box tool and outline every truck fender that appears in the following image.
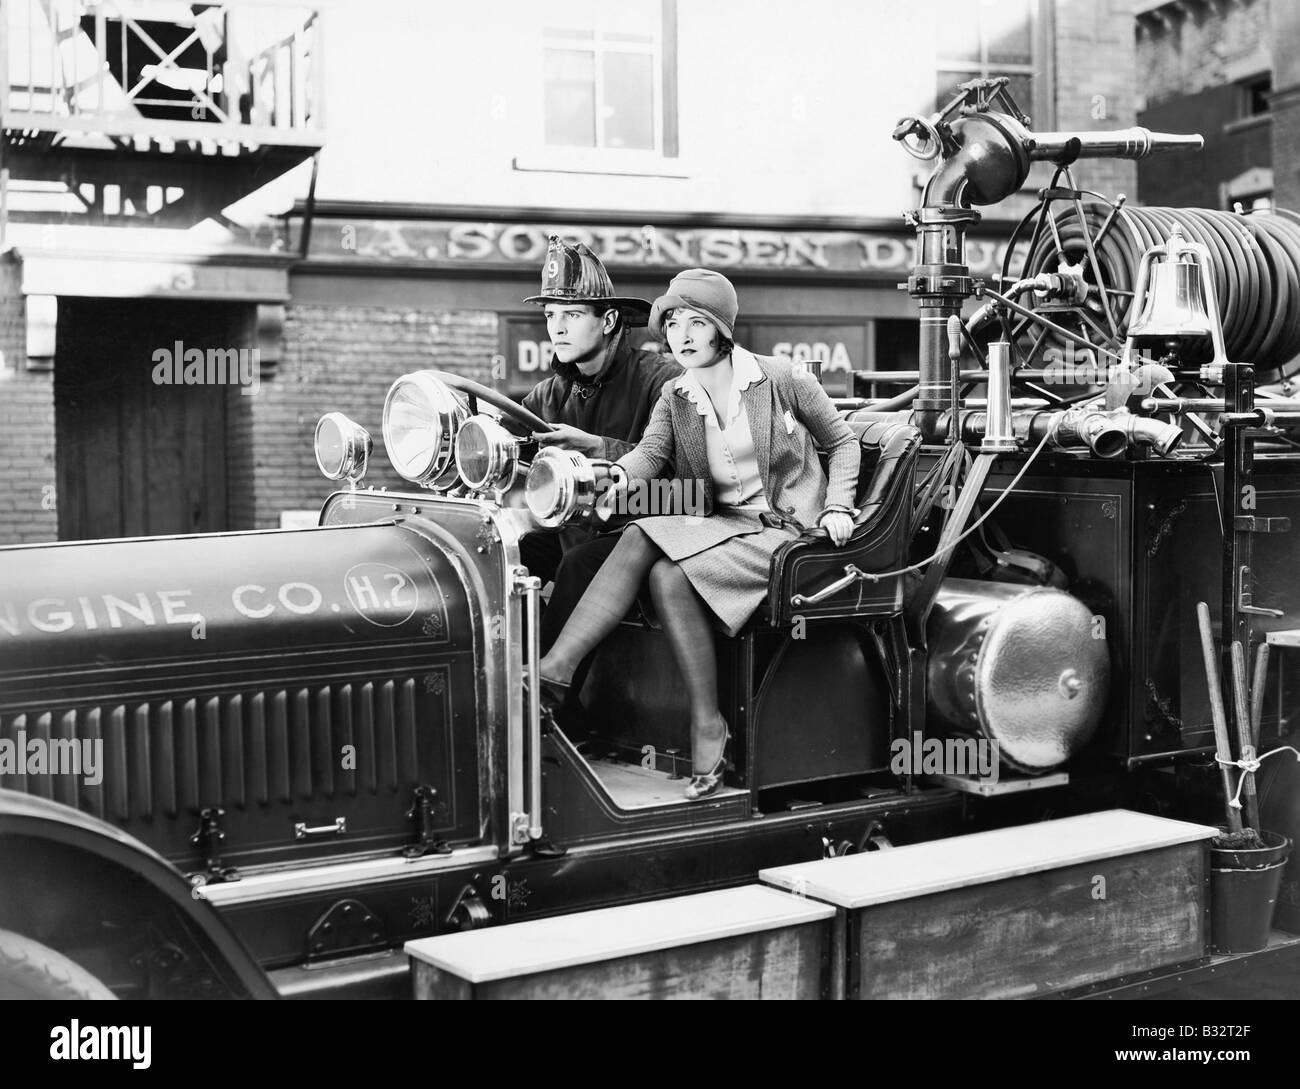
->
[0,788,276,999]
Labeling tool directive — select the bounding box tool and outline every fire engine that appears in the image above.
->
[2,81,1298,1000]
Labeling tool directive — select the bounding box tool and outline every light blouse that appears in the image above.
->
[673,349,770,511]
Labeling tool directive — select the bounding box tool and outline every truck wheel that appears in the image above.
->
[0,929,116,1000]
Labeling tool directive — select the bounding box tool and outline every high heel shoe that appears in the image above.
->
[522,671,571,716]
[684,728,731,801]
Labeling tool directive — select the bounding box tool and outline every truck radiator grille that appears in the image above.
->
[0,679,427,823]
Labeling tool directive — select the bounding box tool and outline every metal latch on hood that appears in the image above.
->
[405,785,452,858]
[188,806,240,886]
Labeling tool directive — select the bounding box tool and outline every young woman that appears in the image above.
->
[535,269,860,800]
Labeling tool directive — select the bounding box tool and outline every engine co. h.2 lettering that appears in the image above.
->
[0,567,421,636]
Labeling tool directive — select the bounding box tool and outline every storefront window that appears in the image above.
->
[542,0,676,154]
[935,0,1039,120]
[502,314,664,397]
[501,315,868,400]
[741,322,868,399]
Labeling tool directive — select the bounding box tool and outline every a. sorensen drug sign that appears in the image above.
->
[309,219,1025,276]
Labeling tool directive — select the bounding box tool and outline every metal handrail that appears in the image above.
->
[3,0,321,135]
[511,568,546,846]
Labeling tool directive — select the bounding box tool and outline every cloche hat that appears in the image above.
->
[649,268,739,340]
[525,234,651,326]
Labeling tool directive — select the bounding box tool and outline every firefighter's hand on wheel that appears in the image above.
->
[818,512,854,547]
[533,425,603,457]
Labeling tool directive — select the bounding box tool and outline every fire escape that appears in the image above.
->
[0,0,324,232]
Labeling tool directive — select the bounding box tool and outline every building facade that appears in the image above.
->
[1,0,1140,544]
[1136,0,1273,208]
[1135,0,1300,213]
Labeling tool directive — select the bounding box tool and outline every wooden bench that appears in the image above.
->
[404,884,836,1000]
[760,809,1219,1000]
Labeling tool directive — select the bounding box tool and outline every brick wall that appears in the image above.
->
[1272,0,1300,209]
[0,259,58,545]
[1133,0,1300,210]
[1275,86,1300,208]
[1052,0,1139,201]
[1137,0,1270,107]
[1134,0,1271,207]
[1140,83,1271,207]
[230,303,499,530]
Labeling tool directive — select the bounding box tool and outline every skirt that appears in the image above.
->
[634,508,801,636]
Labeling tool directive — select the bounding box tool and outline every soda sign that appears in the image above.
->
[503,317,862,397]
[771,341,854,372]
[756,324,865,396]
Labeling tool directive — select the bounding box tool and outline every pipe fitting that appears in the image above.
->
[1064,411,1129,460]
[1122,414,1184,457]
[921,115,1032,208]
[1036,408,1182,459]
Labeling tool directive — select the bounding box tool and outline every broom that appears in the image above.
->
[1230,640,1262,831]
[1196,602,1258,845]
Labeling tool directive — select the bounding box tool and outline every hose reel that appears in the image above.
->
[1013,203,1300,381]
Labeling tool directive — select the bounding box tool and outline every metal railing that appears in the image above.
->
[3,0,321,139]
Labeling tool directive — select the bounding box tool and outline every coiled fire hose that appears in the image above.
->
[1018,204,1300,379]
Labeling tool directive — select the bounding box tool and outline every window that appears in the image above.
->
[542,0,677,155]
[934,0,1040,120]
[1221,167,1273,213]
[1240,74,1271,119]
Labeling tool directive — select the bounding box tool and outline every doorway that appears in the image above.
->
[54,297,252,540]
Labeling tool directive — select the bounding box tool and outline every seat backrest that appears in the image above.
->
[761,417,920,628]
[848,419,922,529]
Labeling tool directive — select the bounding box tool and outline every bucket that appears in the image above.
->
[1258,746,1300,933]
[1209,830,1292,954]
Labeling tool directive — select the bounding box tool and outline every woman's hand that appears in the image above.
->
[594,464,631,522]
[818,511,855,547]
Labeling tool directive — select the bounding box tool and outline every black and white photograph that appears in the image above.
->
[1,0,1298,1042]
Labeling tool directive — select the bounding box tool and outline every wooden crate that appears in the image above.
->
[404,885,836,1000]
[760,809,1218,1000]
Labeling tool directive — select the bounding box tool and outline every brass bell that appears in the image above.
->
[1123,225,1228,368]
[1127,256,1214,341]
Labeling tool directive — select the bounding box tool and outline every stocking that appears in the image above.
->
[648,559,728,772]
[541,525,661,683]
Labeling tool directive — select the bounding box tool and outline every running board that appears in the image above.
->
[539,729,748,845]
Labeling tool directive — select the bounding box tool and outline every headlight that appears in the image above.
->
[314,412,372,483]
[382,371,468,487]
[455,414,520,492]
[524,448,615,528]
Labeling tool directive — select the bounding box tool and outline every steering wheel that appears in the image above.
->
[432,372,556,433]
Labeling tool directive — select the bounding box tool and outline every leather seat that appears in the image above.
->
[759,419,921,626]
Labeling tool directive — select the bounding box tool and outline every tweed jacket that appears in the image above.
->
[616,348,860,530]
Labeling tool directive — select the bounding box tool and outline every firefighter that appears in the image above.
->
[516,235,682,685]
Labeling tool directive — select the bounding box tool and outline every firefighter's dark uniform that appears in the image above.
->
[516,328,681,650]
